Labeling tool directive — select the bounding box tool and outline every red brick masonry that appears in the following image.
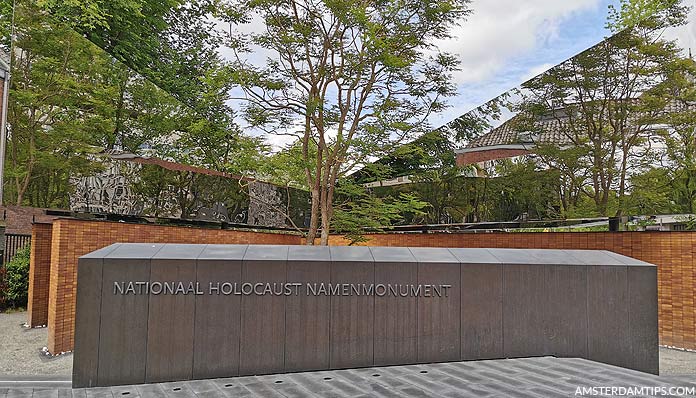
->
[30,218,696,354]
[26,223,52,327]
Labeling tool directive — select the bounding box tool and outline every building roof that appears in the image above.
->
[462,98,694,156]
[466,114,572,150]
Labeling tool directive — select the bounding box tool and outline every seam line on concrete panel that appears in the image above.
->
[545,264,550,357]
[192,254,199,379]
[445,247,459,361]
[501,255,505,357]
[370,250,377,366]
[237,245,248,376]
[486,249,505,265]
[91,242,121,387]
[627,265,632,370]
[328,262,334,367]
[238,245,248,376]
[95,257,104,387]
[143,244,166,383]
[189,244,207,379]
[328,260,332,369]
[458,252,462,360]
[414,249,419,362]
[586,262,590,362]
[283,250,287,373]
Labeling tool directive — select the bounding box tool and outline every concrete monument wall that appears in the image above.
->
[73,244,658,387]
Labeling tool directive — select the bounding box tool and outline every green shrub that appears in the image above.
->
[0,266,7,310]
[1,245,31,309]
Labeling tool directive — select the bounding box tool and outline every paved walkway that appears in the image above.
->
[2,312,696,396]
[1,357,695,398]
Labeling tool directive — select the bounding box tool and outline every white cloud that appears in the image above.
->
[665,0,696,57]
[437,0,602,84]
[263,133,298,152]
[522,62,557,82]
[225,0,612,144]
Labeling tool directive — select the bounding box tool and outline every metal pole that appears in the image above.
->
[0,67,8,206]
[0,0,16,206]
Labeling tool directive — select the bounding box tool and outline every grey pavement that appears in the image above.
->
[2,311,696,397]
[0,357,694,397]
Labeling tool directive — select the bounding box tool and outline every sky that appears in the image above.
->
[225,0,696,150]
[449,0,696,132]
[235,0,623,149]
[430,0,618,128]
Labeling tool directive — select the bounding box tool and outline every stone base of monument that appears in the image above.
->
[72,244,658,388]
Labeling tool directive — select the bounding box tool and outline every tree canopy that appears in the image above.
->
[227,0,472,244]
[512,0,690,217]
[4,0,696,235]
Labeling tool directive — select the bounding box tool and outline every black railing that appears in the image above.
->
[4,233,31,264]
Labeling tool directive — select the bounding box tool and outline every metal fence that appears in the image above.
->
[4,233,31,264]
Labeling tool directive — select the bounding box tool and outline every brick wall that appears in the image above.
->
[0,206,59,235]
[27,223,52,327]
[32,218,696,354]
[43,218,302,353]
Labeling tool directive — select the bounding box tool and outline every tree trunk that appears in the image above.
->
[305,188,320,245]
[616,151,629,217]
[687,173,695,214]
[318,171,331,246]
[319,180,336,246]
[16,151,35,206]
[16,172,31,206]
[600,188,610,217]
[320,200,330,246]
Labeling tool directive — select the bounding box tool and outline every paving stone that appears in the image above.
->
[182,380,218,395]
[32,389,60,398]
[5,389,33,398]
[84,387,113,398]
[70,388,87,398]
[55,390,72,398]
[132,385,166,398]
[237,381,285,398]
[189,390,225,398]
[109,385,140,398]
[211,383,252,398]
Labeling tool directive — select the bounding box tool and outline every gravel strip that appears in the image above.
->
[660,347,696,376]
[0,312,72,377]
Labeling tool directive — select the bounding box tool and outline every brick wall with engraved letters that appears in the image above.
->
[30,218,696,354]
